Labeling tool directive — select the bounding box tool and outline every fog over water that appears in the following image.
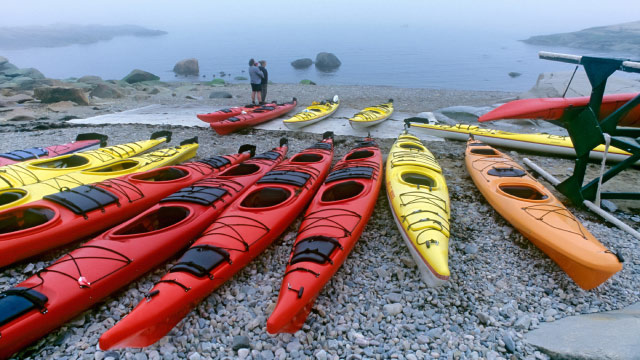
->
[3,1,639,91]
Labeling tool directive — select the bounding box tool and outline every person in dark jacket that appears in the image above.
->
[258,60,268,104]
[248,58,264,104]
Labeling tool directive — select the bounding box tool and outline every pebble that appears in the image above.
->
[232,335,251,351]
[464,244,479,255]
[383,303,403,316]
[238,348,250,359]
[503,334,516,353]
[315,349,328,360]
[286,341,302,353]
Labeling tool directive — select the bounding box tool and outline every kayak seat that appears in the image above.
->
[307,142,332,151]
[0,190,27,206]
[255,106,276,112]
[35,154,90,169]
[402,173,435,187]
[198,156,231,169]
[220,163,260,176]
[321,181,365,202]
[0,147,48,161]
[258,170,311,187]
[470,148,498,156]
[499,185,548,200]
[346,150,374,160]
[253,151,282,160]
[226,117,240,122]
[160,186,228,206]
[488,167,526,177]
[220,108,233,113]
[241,187,291,208]
[290,236,342,265]
[0,287,48,327]
[44,185,119,216]
[132,167,188,182]
[291,153,323,163]
[326,166,374,183]
[171,245,230,277]
[0,207,55,234]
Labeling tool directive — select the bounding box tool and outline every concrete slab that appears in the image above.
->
[69,104,445,141]
[525,302,640,360]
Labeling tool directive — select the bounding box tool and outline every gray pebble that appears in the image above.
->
[232,335,251,351]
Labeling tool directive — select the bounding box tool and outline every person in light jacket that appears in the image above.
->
[248,58,263,104]
[258,60,268,104]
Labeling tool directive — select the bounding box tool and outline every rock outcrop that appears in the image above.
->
[89,83,125,99]
[315,53,341,71]
[291,58,313,69]
[522,20,640,55]
[173,58,199,76]
[122,69,160,84]
[34,87,90,105]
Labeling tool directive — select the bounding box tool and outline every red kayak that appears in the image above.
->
[99,132,335,349]
[0,133,108,167]
[196,104,264,124]
[0,144,256,268]
[210,98,298,135]
[0,140,289,358]
[267,138,383,334]
[478,93,640,127]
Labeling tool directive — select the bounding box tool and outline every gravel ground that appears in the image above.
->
[0,83,639,360]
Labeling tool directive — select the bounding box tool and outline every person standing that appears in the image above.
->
[248,58,263,104]
[258,60,268,104]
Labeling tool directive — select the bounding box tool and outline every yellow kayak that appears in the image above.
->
[385,131,451,286]
[349,99,394,129]
[407,119,635,164]
[0,131,172,190]
[0,138,198,211]
[283,95,340,129]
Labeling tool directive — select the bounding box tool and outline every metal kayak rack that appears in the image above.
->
[524,51,640,239]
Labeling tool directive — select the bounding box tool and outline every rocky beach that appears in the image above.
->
[1,51,640,360]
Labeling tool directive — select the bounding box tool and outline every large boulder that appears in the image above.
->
[2,68,45,79]
[173,58,199,76]
[0,57,18,73]
[77,75,104,84]
[89,83,124,99]
[122,69,160,84]
[34,86,90,105]
[291,58,313,69]
[315,52,341,71]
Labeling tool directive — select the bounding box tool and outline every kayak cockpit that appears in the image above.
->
[0,207,55,234]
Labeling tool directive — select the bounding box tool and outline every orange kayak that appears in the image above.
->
[464,139,623,290]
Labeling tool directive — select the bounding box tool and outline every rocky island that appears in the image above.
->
[522,20,640,56]
[0,24,167,50]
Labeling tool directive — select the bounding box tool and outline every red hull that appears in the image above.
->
[478,93,640,127]
[0,146,255,268]
[196,105,258,123]
[267,139,383,334]
[210,98,297,135]
[0,143,288,358]
[99,134,334,349]
[0,133,108,167]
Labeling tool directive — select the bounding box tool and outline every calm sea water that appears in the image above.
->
[0,24,630,92]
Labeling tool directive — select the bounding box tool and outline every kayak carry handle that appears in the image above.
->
[75,133,108,147]
[539,51,640,74]
[280,138,288,147]
[151,130,173,143]
[322,131,334,140]
[180,136,198,146]
[238,144,257,157]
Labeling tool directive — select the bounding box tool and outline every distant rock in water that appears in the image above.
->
[315,53,341,71]
[77,75,104,84]
[0,24,167,50]
[34,87,90,105]
[173,58,199,76]
[521,20,640,55]
[291,58,313,69]
[508,72,522,78]
[122,69,160,84]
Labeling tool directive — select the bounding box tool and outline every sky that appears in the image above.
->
[3,0,640,36]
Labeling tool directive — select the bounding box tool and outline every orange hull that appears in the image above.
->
[464,140,622,289]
